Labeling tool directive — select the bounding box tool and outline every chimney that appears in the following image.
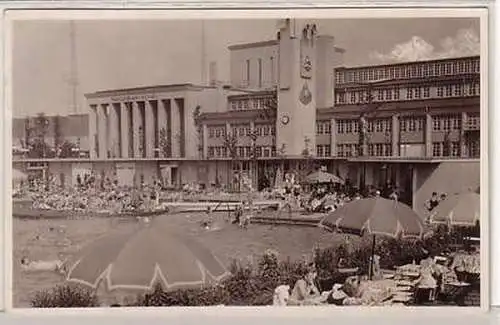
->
[209,61,217,86]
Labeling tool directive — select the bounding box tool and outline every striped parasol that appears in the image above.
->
[429,192,480,227]
[65,222,230,293]
[320,197,425,239]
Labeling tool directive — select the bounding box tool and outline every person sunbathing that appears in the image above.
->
[289,265,321,305]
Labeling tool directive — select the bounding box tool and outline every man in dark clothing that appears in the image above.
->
[427,192,440,212]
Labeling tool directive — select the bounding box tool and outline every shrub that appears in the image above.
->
[32,227,478,308]
[31,284,99,308]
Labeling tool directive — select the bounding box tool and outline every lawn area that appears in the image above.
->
[13,212,351,307]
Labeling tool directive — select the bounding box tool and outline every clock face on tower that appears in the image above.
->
[281,115,290,125]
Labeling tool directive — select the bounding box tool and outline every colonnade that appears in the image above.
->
[88,97,185,159]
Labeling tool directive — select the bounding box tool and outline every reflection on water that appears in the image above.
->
[13,213,345,308]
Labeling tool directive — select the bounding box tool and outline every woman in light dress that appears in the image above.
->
[288,264,321,305]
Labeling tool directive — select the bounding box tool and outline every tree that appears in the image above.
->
[58,140,79,158]
[223,131,239,192]
[259,90,278,121]
[54,115,62,150]
[23,117,32,149]
[159,127,171,158]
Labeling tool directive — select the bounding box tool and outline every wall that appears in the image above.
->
[413,161,480,217]
[229,43,279,89]
[276,21,317,156]
[315,36,344,109]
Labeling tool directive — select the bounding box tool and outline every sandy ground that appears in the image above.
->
[12,212,351,308]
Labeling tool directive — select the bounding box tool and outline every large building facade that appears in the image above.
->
[13,19,481,214]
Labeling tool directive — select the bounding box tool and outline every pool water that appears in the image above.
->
[12,212,345,308]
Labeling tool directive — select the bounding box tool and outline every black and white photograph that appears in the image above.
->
[8,10,487,309]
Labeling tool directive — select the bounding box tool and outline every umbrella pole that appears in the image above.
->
[369,234,376,280]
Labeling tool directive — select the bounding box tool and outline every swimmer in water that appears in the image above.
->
[20,254,67,274]
[201,206,213,229]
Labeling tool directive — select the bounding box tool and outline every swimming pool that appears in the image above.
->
[12,212,346,308]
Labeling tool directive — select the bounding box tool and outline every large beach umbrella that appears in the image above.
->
[306,170,344,185]
[320,197,425,238]
[65,222,230,293]
[429,192,480,227]
[319,197,425,279]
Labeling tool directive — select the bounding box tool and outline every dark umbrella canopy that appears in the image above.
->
[320,197,425,239]
[65,223,230,292]
[306,170,344,184]
[429,192,480,227]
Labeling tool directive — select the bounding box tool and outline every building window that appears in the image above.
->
[468,114,480,129]
[377,90,384,101]
[423,64,429,77]
[445,85,453,97]
[433,117,441,131]
[337,92,346,104]
[414,87,421,99]
[325,122,331,134]
[445,62,452,75]
[316,123,323,135]
[324,145,331,157]
[432,143,442,157]
[368,69,374,80]
[385,89,393,101]
[451,142,460,157]
[263,147,271,157]
[454,84,463,96]
[423,86,430,98]
[443,117,451,131]
[208,147,214,157]
[255,147,262,158]
[337,144,344,157]
[350,92,356,104]
[316,145,324,157]
[346,120,353,133]
[394,87,400,100]
[238,147,245,157]
[406,88,413,100]
[368,144,374,156]
[394,67,400,79]
[452,115,461,130]
[337,120,345,134]
[437,86,444,97]
[209,127,215,138]
[468,140,480,158]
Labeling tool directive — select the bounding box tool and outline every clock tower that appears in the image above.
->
[276,19,318,157]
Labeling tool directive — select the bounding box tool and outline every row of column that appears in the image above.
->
[89,98,184,159]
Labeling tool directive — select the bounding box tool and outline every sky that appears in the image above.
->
[12,17,480,117]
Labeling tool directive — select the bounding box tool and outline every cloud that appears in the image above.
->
[370,28,480,63]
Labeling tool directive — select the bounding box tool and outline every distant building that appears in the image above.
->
[13,19,480,214]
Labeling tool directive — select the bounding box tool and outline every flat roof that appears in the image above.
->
[228,40,278,51]
[337,55,480,71]
[85,83,212,99]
